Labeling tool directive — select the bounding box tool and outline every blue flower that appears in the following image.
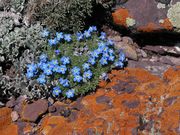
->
[82,63,90,70]
[88,57,96,65]
[76,32,84,41]
[52,65,60,72]
[41,29,49,37]
[40,63,48,71]
[83,70,92,79]
[74,75,83,82]
[108,49,114,55]
[58,65,67,74]
[59,78,69,87]
[108,55,115,61]
[84,30,91,38]
[71,66,81,75]
[37,74,46,84]
[102,46,109,53]
[90,50,100,58]
[107,40,114,46]
[99,32,106,40]
[88,26,97,32]
[119,52,125,62]
[66,89,75,98]
[27,63,37,72]
[56,32,63,41]
[48,38,58,46]
[64,34,71,42]
[26,71,34,79]
[50,59,59,66]
[43,68,53,75]
[39,54,48,62]
[47,62,55,69]
[98,42,106,50]
[54,50,60,55]
[100,57,108,65]
[52,86,61,96]
[102,52,109,58]
[114,61,124,68]
[60,56,70,65]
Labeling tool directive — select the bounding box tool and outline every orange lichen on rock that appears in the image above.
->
[1,123,18,135]
[30,67,180,134]
[0,107,18,135]
[137,22,160,32]
[112,8,131,27]
[160,18,173,30]
[0,107,12,130]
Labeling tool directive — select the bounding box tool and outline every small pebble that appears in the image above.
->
[11,111,19,122]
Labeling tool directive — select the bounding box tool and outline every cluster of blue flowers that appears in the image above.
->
[41,26,97,46]
[27,26,126,99]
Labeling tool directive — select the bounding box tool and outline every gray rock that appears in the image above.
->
[115,41,138,60]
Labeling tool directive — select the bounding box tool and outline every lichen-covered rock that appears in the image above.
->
[112,0,180,33]
[37,66,180,134]
[0,107,12,130]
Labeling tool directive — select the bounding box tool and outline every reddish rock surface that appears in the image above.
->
[0,107,18,135]
[112,0,180,33]
[38,67,180,135]
[0,66,179,134]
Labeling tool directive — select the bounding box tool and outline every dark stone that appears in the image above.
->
[143,46,165,54]
[112,80,135,94]
[48,106,56,113]
[22,99,48,122]
[6,97,16,108]
[86,128,96,135]
[128,60,171,77]
[147,83,156,89]
[144,120,154,131]
[60,109,71,117]
[122,100,140,109]
[131,127,138,135]
[175,126,180,134]
[155,0,171,4]
[164,96,177,106]
[68,111,78,122]
[143,45,180,56]
[123,0,167,27]
[53,104,71,117]
[96,95,111,104]
[71,97,84,111]
[14,96,27,114]
[126,76,139,83]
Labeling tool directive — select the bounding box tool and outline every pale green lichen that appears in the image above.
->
[126,17,136,27]
[167,2,180,28]
[157,3,166,9]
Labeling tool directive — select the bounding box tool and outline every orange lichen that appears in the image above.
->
[0,108,19,135]
[0,107,12,130]
[112,8,131,27]
[137,22,160,32]
[1,124,18,135]
[160,18,173,30]
[37,67,180,134]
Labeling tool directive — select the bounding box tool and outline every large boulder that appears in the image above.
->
[112,0,180,33]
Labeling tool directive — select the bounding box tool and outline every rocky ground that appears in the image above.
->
[0,66,179,135]
[0,26,180,135]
